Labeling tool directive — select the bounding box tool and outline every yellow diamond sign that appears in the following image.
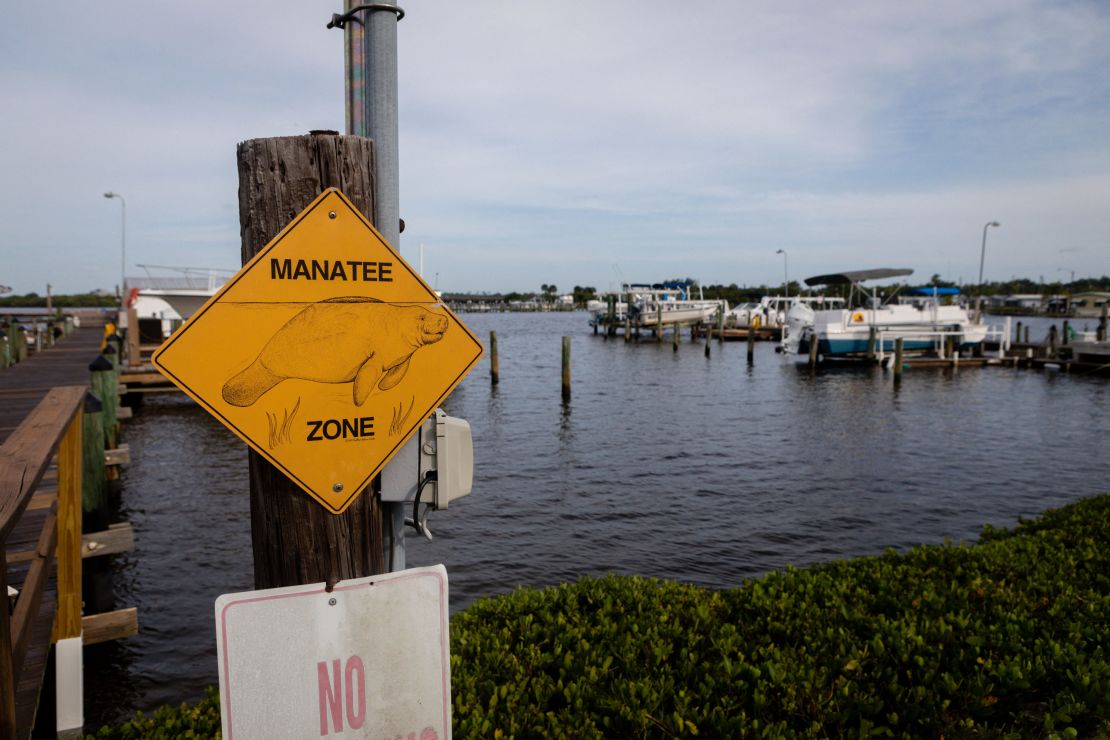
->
[152,188,483,514]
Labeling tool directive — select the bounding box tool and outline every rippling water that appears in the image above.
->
[85,311,1109,727]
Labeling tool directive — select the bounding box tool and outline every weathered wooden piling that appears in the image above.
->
[624,316,631,343]
[561,336,571,401]
[1099,304,1108,342]
[748,326,756,364]
[893,337,904,383]
[717,305,725,344]
[89,354,118,450]
[1023,325,1030,343]
[237,133,384,589]
[808,336,818,369]
[1062,320,1070,345]
[866,327,877,361]
[672,322,679,352]
[1048,325,1058,356]
[489,330,499,385]
[81,391,107,531]
[1015,321,1022,345]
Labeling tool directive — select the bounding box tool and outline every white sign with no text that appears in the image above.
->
[215,565,451,740]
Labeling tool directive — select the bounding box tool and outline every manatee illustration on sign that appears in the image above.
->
[221,298,449,407]
[150,187,483,514]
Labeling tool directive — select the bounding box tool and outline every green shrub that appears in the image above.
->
[450,495,1109,738]
[91,495,1110,738]
[86,686,221,739]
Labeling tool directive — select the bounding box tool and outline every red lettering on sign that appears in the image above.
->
[318,660,342,736]
[318,655,367,736]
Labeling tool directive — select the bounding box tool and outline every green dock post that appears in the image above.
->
[90,354,118,450]
[81,391,108,531]
[489,330,499,385]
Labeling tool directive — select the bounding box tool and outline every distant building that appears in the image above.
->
[1003,294,1043,310]
[1070,291,1110,318]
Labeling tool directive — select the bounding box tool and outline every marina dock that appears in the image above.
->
[1,315,137,739]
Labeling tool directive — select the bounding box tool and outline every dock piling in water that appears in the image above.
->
[562,336,571,401]
[894,337,904,383]
[489,330,499,385]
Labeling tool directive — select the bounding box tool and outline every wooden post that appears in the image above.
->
[624,315,631,342]
[717,305,725,344]
[489,330,499,385]
[672,322,679,352]
[54,408,84,644]
[1048,325,1058,357]
[1062,320,1070,345]
[808,335,818,369]
[607,295,616,337]
[867,326,876,361]
[747,326,755,364]
[0,562,14,740]
[89,354,118,450]
[81,391,107,531]
[238,134,384,589]
[1015,320,1023,346]
[893,337,904,383]
[1099,303,1108,342]
[656,305,663,342]
[1024,325,1030,344]
[561,336,571,402]
[127,305,142,367]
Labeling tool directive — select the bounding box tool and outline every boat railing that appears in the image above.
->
[874,317,1011,361]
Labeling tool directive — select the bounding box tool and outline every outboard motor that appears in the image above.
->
[782,302,815,354]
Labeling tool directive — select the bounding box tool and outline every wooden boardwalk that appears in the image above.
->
[1,317,106,739]
[0,317,107,444]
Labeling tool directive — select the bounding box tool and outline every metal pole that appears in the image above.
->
[777,249,788,301]
[104,192,126,304]
[340,1,405,569]
[976,221,999,322]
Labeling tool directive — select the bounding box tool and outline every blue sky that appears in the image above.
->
[2,1,1108,296]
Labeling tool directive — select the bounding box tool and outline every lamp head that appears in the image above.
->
[989,221,1000,227]
[776,249,785,254]
[104,192,115,199]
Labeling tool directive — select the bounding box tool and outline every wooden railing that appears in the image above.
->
[0,385,85,740]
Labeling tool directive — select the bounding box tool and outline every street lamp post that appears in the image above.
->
[776,249,789,301]
[103,192,126,304]
[975,221,1000,322]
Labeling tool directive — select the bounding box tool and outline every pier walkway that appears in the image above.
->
[1,316,106,739]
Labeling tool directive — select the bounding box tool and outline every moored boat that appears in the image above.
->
[783,269,991,358]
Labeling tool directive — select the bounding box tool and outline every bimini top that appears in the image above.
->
[907,286,961,296]
[803,268,913,287]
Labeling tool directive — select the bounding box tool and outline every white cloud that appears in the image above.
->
[1,0,1108,293]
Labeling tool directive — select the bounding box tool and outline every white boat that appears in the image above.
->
[590,282,726,328]
[121,265,233,341]
[727,295,845,332]
[783,269,991,357]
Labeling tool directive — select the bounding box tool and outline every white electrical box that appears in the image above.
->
[380,410,473,510]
